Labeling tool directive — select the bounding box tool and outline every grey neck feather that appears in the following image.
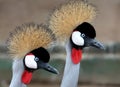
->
[9,59,26,87]
[61,41,80,87]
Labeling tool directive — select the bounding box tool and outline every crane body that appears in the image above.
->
[48,1,105,87]
[10,59,26,87]
[7,23,59,87]
[61,41,80,87]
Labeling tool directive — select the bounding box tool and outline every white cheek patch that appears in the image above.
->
[25,55,37,69]
[71,31,84,46]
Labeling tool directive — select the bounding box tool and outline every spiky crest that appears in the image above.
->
[7,23,55,59]
[48,0,96,42]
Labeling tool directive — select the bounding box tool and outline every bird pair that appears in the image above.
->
[7,0,105,87]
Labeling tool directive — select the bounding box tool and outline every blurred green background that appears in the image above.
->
[0,0,120,87]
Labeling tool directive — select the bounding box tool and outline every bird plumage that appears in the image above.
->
[48,0,96,42]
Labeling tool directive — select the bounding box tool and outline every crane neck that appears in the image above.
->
[9,59,26,87]
[61,41,82,87]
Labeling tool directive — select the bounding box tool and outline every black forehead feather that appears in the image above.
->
[30,47,50,63]
[74,22,96,38]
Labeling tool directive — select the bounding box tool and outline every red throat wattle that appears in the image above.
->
[22,70,33,84]
[71,48,82,64]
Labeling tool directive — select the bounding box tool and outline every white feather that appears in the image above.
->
[25,55,37,69]
[72,31,84,46]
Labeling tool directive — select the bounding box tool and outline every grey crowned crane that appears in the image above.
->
[48,1,105,87]
[7,23,59,87]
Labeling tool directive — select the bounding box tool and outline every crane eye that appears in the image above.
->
[34,57,39,62]
[81,33,85,37]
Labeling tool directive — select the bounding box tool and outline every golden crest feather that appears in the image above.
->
[48,0,96,42]
[7,23,55,59]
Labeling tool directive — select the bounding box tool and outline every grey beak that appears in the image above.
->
[38,61,59,74]
[85,38,105,50]
[89,39,105,50]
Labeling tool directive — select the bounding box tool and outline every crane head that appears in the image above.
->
[23,47,58,73]
[22,47,59,84]
[70,22,105,50]
[70,22,105,64]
